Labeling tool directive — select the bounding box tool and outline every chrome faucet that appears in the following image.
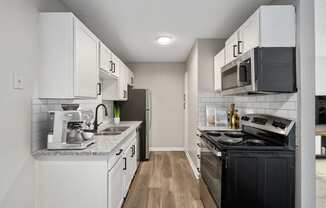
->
[92,104,108,132]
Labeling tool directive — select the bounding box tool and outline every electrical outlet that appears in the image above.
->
[13,72,24,89]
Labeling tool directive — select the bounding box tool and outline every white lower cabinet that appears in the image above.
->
[36,130,139,208]
[108,156,125,208]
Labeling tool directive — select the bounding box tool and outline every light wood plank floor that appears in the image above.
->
[123,152,204,208]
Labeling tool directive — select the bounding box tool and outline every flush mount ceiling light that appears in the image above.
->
[156,35,174,46]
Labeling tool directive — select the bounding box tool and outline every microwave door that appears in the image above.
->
[238,58,252,87]
[221,63,238,91]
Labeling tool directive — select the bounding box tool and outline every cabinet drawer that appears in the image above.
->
[108,131,137,170]
[108,146,124,171]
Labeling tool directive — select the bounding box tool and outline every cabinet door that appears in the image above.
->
[108,157,124,208]
[118,63,128,100]
[99,43,112,73]
[74,18,99,98]
[225,152,295,208]
[111,53,120,78]
[238,10,260,54]
[214,49,225,92]
[225,31,239,64]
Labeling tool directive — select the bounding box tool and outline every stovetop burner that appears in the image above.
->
[219,137,243,145]
[203,130,281,148]
[206,132,222,137]
[242,139,267,146]
[224,132,244,138]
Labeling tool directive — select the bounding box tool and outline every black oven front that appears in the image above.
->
[200,136,223,208]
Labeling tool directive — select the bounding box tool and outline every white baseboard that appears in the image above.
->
[149,147,185,152]
[185,151,200,179]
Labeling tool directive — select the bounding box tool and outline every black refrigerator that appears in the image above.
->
[117,88,151,161]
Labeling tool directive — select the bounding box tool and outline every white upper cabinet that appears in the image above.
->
[238,10,260,54]
[214,49,225,92]
[225,5,296,64]
[225,31,239,63]
[315,0,326,95]
[99,43,114,76]
[111,53,120,78]
[102,60,129,101]
[39,13,99,99]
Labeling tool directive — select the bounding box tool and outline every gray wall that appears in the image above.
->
[197,39,226,93]
[129,63,186,150]
[0,0,68,207]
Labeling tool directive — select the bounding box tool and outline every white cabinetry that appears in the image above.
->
[36,129,140,208]
[315,0,326,95]
[225,31,239,63]
[214,49,225,92]
[99,42,119,79]
[122,136,137,198]
[225,6,296,64]
[108,155,125,208]
[37,161,107,208]
[39,13,99,98]
[102,60,128,101]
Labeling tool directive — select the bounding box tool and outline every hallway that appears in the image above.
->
[123,152,203,208]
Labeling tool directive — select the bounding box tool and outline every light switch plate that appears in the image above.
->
[13,72,24,89]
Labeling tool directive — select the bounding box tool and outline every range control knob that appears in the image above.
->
[241,116,250,121]
[272,121,280,128]
[272,121,287,129]
[279,122,287,129]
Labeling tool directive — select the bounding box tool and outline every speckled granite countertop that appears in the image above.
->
[32,121,142,159]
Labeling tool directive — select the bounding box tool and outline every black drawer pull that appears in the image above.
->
[123,157,127,170]
[116,149,123,156]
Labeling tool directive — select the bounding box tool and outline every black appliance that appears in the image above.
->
[221,47,297,95]
[200,114,296,208]
[117,88,152,161]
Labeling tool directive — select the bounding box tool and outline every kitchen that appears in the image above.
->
[0,0,317,208]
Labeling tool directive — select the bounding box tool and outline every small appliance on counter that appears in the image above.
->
[199,114,296,208]
[47,110,95,150]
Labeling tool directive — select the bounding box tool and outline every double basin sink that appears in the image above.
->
[95,126,129,136]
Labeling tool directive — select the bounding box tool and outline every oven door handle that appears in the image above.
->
[201,138,222,158]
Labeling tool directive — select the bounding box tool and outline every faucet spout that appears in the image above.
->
[93,104,108,132]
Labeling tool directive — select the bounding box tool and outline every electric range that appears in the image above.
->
[199,114,296,208]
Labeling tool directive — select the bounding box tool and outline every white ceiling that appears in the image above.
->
[61,0,272,62]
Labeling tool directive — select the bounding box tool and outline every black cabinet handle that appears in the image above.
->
[123,157,127,170]
[197,154,200,159]
[116,149,123,156]
[233,45,238,58]
[131,145,135,157]
[97,83,102,96]
[109,61,113,72]
[113,63,116,73]
[133,145,136,157]
[237,41,243,55]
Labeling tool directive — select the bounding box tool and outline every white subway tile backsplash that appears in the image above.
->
[31,98,114,153]
[198,93,297,126]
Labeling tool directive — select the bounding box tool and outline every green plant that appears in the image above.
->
[113,105,120,118]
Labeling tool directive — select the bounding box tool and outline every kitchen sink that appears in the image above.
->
[95,126,129,136]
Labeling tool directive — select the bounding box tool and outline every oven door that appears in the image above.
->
[200,137,223,208]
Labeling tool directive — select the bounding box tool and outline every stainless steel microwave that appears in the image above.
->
[221,47,297,95]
